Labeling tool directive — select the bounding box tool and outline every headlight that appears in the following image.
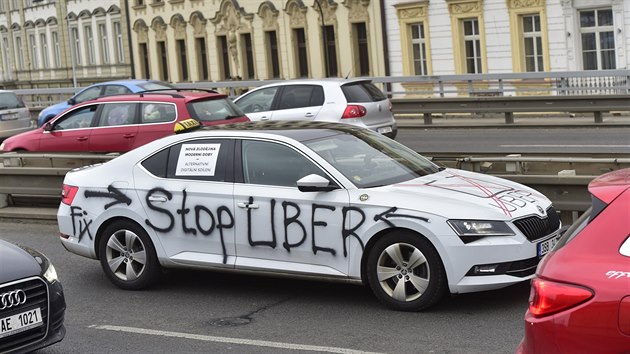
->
[43,263,59,283]
[0,142,4,151]
[447,220,515,238]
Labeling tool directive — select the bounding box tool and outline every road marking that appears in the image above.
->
[501,144,629,148]
[90,325,383,354]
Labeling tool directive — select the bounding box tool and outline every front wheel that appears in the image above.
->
[98,220,161,290]
[366,231,446,311]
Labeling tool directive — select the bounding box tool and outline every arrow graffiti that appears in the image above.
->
[374,207,429,227]
[84,185,132,210]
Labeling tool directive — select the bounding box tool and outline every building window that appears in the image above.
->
[14,36,23,70]
[177,39,188,81]
[218,35,230,80]
[196,37,208,81]
[71,27,81,65]
[580,8,615,70]
[85,25,95,65]
[324,25,338,77]
[2,37,11,77]
[266,31,280,79]
[98,23,110,64]
[29,34,38,69]
[114,21,125,63]
[462,19,482,73]
[293,28,308,78]
[410,23,428,75]
[52,31,60,67]
[241,33,254,79]
[522,15,543,72]
[139,42,150,78]
[40,33,49,68]
[157,41,168,81]
[353,22,369,76]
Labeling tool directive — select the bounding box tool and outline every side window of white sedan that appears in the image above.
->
[235,87,278,113]
[141,139,234,182]
[241,140,326,187]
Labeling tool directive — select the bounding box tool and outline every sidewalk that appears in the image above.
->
[394,112,630,128]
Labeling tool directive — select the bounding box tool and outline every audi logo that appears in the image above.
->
[0,289,27,310]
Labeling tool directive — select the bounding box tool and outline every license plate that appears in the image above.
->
[377,126,392,134]
[0,308,43,339]
[537,233,561,257]
[0,113,18,121]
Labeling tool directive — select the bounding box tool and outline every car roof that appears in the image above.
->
[200,120,371,141]
[83,90,227,104]
[251,78,373,89]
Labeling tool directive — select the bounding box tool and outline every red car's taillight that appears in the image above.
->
[61,184,79,205]
[529,278,594,317]
[341,105,367,119]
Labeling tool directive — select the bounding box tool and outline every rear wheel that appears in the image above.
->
[98,220,161,290]
[366,231,446,311]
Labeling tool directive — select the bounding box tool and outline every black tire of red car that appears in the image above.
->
[366,231,447,311]
[98,220,161,290]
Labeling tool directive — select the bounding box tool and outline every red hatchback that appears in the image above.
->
[0,90,249,153]
[516,168,630,353]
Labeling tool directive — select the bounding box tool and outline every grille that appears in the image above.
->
[513,206,561,241]
[0,278,49,353]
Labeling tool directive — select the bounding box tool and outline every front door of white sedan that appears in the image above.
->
[233,139,351,277]
[134,139,237,268]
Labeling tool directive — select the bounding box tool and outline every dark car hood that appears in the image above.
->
[0,239,42,283]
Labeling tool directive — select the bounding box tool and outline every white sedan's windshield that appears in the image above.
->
[303,130,440,188]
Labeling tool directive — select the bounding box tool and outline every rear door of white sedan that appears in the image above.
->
[233,139,351,277]
[134,138,237,267]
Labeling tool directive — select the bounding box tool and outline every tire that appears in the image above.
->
[98,220,161,290]
[366,231,447,311]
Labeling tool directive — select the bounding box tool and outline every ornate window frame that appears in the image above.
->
[507,0,550,72]
[395,1,432,76]
[446,0,487,74]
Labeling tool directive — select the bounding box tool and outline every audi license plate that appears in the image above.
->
[537,233,561,257]
[0,308,43,339]
[377,126,392,134]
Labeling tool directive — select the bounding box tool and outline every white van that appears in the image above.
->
[0,90,33,138]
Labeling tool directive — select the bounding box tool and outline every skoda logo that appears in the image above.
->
[0,289,27,310]
[537,206,545,215]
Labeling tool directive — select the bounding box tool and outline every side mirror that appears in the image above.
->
[67,98,76,105]
[297,174,338,192]
[44,122,53,131]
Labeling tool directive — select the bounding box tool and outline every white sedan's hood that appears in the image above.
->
[368,168,552,221]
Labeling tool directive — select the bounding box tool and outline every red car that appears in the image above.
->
[0,90,249,153]
[516,168,630,353]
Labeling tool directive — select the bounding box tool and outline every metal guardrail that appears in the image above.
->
[1,153,627,224]
[390,94,630,124]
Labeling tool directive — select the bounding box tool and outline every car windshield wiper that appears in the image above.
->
[224,115,242,120]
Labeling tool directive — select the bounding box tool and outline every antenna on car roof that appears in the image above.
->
[345,71,351,79]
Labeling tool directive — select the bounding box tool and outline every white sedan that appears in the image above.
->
[58,121,561,311]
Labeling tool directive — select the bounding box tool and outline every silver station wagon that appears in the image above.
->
[0,90,32,139]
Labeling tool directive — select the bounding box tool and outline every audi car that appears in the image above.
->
[0,240,65,353]
[517,168,630,353]
[58,121,560,311]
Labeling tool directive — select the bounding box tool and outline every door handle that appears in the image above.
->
[304,113,314,118]
[148,196,168,203]
[77,137,88,142]
[237,202,259,209]
[260,116,269,121]
[123,134,136,139]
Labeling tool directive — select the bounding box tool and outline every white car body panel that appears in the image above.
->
[58,127,558,296]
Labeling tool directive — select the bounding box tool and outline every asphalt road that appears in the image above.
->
[0,220,529,354]
[397,127,630,155]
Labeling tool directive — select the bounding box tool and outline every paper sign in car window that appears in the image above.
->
[175,143,221,176]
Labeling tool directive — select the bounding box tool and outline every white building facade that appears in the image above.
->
[384,0,629,77]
